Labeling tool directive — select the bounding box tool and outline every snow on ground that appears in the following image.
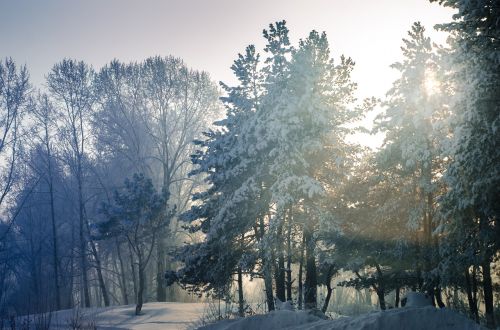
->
[43,302,205,329]
[199,307,483,330]
[11,294,483,330]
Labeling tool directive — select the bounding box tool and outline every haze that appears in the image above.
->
[1,0,454,100]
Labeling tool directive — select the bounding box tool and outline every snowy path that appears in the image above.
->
[48,302,206,330]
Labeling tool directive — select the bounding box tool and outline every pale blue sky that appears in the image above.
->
[0,0,454,100]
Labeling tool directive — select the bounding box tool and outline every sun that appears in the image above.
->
[424,68,440,96]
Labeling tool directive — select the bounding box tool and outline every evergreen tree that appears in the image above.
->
[177,43,265,313]
[179,22,359,312]
[432,0,500,327]
[265,30,358,309]
[99,174,172,315]
[372,22,449,304]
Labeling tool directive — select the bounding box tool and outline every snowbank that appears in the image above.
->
[199,310,322,330]
[9,299,482,330]
[199,305,482,330]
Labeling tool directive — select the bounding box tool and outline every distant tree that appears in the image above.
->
[138,57,220,302]
[0,58,30,211]
[93,60,153,176]
[0,58,30,317]
[0,220,19,317]
[46,59,108,307]
[13,159,54,312]
[28,93,62,310]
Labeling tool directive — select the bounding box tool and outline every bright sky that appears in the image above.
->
[0,0,455,147]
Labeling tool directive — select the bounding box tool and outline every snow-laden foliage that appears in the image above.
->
[177,21,360,312]
[431,0,500,327]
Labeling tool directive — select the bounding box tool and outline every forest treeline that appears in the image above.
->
[0,56,221,316]
[0,0,498,328]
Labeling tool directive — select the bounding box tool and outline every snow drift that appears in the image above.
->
[200,295,482,330]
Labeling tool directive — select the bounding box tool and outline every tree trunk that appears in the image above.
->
[44,132,61,311]
[275,222,286,302]
[48,177,61,310]
[116,241,129,305]
[286,212,292,301]
[415,236,423,291]
[375,264,386,310]
[88,233,110,307]
[482,259,496,329]
[422,189,433,299]
[321,283,333,313]
[68,216,76,309]
[156,235,167,302]
[395,286,400,308]
[303,226,317,310]
[464,267,479,323]
[143,265,149,303]
[472,266,478,313]
[434,286,445,308]
[237,266,244,317]
[129,243,138,303]
[136,262,145,315]
[259,215,274,312]
[321,265,335,313]
[78,171,91,308]
[263,259,274,312]
[237,233,245,317]
[81,186,109,306]
[298,234,305,310]
[157,165,171,302]
[95,256,110,307]
[377,289,386,310]
[29,229,41,306]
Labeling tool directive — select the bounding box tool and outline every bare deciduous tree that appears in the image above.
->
[0,57,30,212]
[47,59,110,307]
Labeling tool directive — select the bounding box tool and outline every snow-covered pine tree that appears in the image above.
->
[367,22,450,304]
[99,174,172,315]
[176,44,265,314]
[263,21,294,303]
[248,20,293,309]
[177,22,295,314]
[264,30,358,309]
[178,22,358,313]
[431,0,500,327]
